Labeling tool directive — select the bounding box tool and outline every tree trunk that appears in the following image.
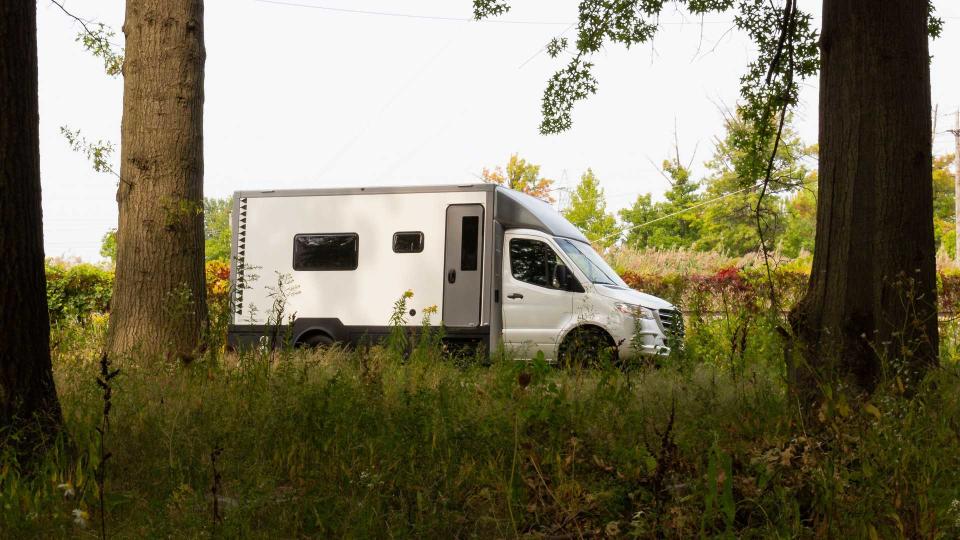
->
[108,0,207,360]
[790,1,937,402]
[0,1,63,447]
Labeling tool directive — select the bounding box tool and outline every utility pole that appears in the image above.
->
[951,110,960,263]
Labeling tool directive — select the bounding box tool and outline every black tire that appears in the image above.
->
[558,328,617,368]
[298,332,335,349]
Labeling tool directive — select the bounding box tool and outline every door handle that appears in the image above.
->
[507,293,524,300]
[448,269,456,283]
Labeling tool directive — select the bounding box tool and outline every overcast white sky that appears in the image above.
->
[37,1,960,262]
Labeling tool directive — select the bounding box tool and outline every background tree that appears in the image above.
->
[932,154,956,258]
[1,0,63,450]
[618,193,658,249]
[100,228,118,264]
[779,174,817,258]
[108,0,207,360]
[481,153,556,202]
[695,112,809,256]
[621,156,701,250]
[563,169,619,248]
[204,197,232,262]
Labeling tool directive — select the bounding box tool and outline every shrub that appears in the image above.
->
[45,261,113,324]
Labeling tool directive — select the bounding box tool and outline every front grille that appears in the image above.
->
[657,308,684,341]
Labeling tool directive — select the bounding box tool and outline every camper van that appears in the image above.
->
[226,184,682,362]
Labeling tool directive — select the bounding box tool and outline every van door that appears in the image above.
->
[442,204,484,327]
[501,233,577,359]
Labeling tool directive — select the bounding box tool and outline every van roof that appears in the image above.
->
[234,183,589,243]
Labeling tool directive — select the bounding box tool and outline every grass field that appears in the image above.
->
[4,312,960,538]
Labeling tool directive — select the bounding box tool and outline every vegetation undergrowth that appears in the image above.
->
[3,310,960,538]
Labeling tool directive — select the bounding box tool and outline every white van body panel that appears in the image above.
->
[237,189,488,327]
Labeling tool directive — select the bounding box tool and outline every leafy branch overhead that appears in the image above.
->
[60,127,116,176]
[50,0,124,77]
[473,0,942,140]
[474,0,819,140]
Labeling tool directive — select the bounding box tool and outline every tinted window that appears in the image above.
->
[293,233,358,271]
[510,238,566,289]
[393,231,424,253]
[460,216,480,271]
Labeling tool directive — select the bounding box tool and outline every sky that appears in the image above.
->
[36,1,960,262]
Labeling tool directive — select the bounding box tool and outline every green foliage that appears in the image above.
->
[562,169,619,247]
[618,112,812,257]
[76,22,124,77]
[99,228,117,264]
[620,156,701,250]
[779,175,817,257]
[694,111,811,256]
[45,261,113,324]
[387,289,414,358]
[204,197,233,262]
[933,154,956,259]
[60,127,116,176]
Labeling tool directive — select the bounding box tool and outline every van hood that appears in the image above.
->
[593,284,675,310]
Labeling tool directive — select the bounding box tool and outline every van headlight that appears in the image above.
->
[615,302,655,320]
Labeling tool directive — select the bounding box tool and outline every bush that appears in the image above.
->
[45,261,113,324]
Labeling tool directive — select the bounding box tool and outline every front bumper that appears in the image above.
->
[612,317,671,359]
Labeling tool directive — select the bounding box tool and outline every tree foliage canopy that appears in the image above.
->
[481,154,556,202]
[563,169,620,248]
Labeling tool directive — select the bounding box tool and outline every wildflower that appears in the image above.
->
[403,289,414,299]
[423,305,438,315]
[72,508,89,528]
[57,482,75,499]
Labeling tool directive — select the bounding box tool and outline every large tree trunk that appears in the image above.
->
[0,1,63,447]
[108,0,207,360]
[790,1,937,402]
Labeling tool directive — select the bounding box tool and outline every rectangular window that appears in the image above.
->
[293,233,358,271]
[392,231,424,253]
[460,216,479,271]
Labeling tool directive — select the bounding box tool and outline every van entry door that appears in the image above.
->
[443,204,484,327]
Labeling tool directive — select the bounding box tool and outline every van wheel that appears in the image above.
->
[558,328,617,368]
[298,333,335,349]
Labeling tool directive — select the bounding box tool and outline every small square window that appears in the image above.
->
[393,231,424,253]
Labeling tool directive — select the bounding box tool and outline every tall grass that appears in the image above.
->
[3,313,960,538]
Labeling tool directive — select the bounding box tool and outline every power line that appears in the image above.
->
[598,181,762,244]
[518,22,577,68]
[254,0,569,25]
[255,0,734,26]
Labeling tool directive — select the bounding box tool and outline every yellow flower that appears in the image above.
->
[423,305,438,315]
[403,289,414,299]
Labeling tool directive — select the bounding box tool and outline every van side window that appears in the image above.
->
[510,238,566,289]
[293,233,359,271]
[393,232,424,253]
[460,216,480,271]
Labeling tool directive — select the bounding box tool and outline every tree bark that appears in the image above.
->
[0,1,64,447]
[108,0,207,360]
[790,1,938,402]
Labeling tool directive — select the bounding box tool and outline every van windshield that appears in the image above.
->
[555,238,628,288]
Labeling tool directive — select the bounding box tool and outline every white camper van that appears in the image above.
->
[227,184,682,362]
